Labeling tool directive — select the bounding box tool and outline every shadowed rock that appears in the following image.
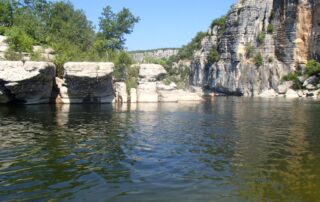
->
[0,61,55,104]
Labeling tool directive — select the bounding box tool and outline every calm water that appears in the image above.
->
[0,97,320,202]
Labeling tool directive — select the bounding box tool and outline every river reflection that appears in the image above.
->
[0,98,320,201]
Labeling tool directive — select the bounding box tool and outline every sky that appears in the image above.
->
[69,0,236,51]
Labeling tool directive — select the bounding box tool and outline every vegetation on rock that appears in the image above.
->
[0,0,139,75]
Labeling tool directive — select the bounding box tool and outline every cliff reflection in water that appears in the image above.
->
[0,98,320,201]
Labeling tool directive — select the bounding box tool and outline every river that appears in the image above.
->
[0,97,320,201]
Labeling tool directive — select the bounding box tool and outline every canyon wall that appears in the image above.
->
[190,0,319,96]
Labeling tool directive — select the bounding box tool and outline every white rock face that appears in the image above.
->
[114,82,128,103]
[259,89,277,98]
[285,89,299,98]
[175,90,203,102]
[56,62,114,103]
[139,64,167,82]
[0,61,55,104]
[137,82,158,102]
[130,88,137,103]
[158,90,179,102]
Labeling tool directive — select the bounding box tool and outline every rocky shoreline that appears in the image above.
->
[0,61,203,105]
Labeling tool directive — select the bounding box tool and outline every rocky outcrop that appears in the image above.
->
[55,62,114,104]
[139,64,167,82]
[189,0,319,97]
[131,48,179,63]
[135,63,203,102]
[0,61,55,104]
[114,82,128,103]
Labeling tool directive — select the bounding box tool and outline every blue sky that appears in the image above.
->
[69,0,236,51]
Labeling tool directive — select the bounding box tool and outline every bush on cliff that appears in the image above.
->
[305,60,320,77]
[207,46,220,64]
[177,32,206,60]
[211,15,227,28]
[257,32,265,46]
[254,53,263,67]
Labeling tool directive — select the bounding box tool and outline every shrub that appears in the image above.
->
[5,49,23,60]
[211,15,227,28]
[267,24,274,34]
[282,72,298,81]
[257,32,266,45]
[305,60,320,77]
[207,46,220,64]
[245,43,254,58]
[6,27,34,52]
[269,10,275,22]
[282,72,302,89]
[254,53,263,67]
[268,57,273,63]
[0,26,6,35]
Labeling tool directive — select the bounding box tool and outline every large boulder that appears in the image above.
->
[258,89,277,98]
[139,64,167,82]
[176,90,204,102]
[285,89,299,98]
[137,82,158,102]
[56,62,114,103]
[0,61,55,104]
[303,76,318,87]
[158,90,179,102]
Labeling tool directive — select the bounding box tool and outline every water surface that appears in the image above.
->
[1,97,320,201]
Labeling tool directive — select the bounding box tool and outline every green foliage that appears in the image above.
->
[254,53,263,67]
[125,65,139,93]
[282,72,298,82]
[6,26,34,52]
[211,15,227,28]
[267,24,274,34]
[268,56,273,63]
[0,0,13,27]
[245,43,254,59]
[98,6,139,52]
[113,51,134,80]
[208,46,220,64]
[0,26,6,34]
[0,0,139,79]
[269,10,275,22]
[177,31,206,60]
[305,60,320,77]
[282,72,302,90]
[257,32,266,45]
[5,49,22,60]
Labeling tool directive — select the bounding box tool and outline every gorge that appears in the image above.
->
[190,0,320,97]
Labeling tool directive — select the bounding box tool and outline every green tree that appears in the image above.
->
[0,0,14,27]
[98,6,139,52]
[178,31,206,60]
[208,46,220,64]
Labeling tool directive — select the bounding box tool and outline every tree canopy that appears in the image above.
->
[0,0,139,65]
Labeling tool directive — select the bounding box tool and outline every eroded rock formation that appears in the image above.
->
[0,61,55,104]
[55,62,114,104]
[190,0,320,96]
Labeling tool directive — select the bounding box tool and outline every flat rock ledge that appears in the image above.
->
[0,61,55,104]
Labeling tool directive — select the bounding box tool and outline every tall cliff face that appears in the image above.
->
[190,0,318,96]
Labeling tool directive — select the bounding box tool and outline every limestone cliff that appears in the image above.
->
[190,0,319,96]
[130,48,179,63]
